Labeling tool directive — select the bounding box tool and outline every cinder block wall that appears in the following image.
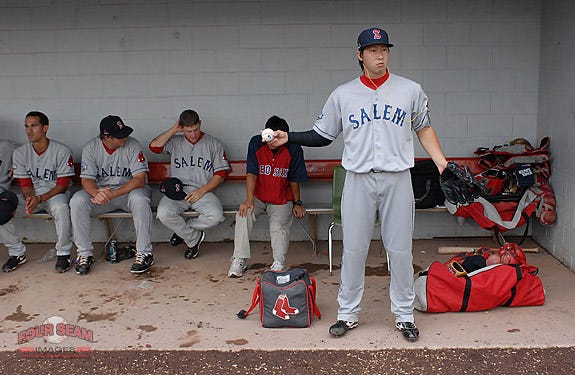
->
[1,0,555,245]
[533,0,575,270]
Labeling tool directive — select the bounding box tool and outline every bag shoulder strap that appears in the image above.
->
[308,277,321,319]
[237,280,261,319]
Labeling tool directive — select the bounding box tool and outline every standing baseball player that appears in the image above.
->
[228,116,307,278]
[271,28,449,342]
[12,111,75,273]
[70,115,154,275]
[150,109,230,259]
[0,139,28,272]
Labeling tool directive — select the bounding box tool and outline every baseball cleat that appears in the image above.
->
[169,233,184,247]
[329,320,358,337]
[228,257,248,278]
[75,255,94,275]
[2,255,27,272]
[130,253,154,274]
[55,255,71,273]
[270,261,284,271]
[395,321,419,342]
[185,231,205,259]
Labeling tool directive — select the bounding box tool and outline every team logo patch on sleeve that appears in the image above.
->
[81,161,88,171]
[137,151,146,163]
[67,156,74,168]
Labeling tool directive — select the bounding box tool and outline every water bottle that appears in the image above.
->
[108,240,118,263]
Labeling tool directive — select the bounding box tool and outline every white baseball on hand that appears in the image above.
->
[261,128,274,142]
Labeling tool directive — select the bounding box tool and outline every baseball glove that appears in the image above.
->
[440,161,485,204]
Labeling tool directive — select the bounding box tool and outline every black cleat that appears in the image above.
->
[184,231,205,259]
[130,253,154,274]
[55,255,71,273]
[395,321,419,342]
[75,256,94,275]
[2,255,26,272]
[170,233,184,247]
[329,320,359,337]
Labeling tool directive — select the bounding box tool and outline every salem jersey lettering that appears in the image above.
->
[313,73,430,173]
[246,135,307,205]
[80,137,148,189]
[13,140,75,195]
[163,133,230,189]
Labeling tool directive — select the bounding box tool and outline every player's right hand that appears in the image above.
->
[171,120,183,133]
[269,130,288,147]
[238,199,254,217]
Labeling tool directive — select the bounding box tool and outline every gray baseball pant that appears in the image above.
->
[156,190,224,247]
[232,197,293,263]
[337,169,416,324]
[70,187,153,256]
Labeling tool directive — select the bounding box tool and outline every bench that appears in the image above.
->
[25,158,484,256]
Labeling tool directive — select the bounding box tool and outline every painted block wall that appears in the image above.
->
[0,0,555,248]
[533,0,575,270]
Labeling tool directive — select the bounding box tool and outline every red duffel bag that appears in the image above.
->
[414,261,545,313]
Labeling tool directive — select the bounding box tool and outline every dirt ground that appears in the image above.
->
[1,347,574,374]
[1,238,574,374]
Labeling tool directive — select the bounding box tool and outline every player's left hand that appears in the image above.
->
[91,187,114,204]
[25,195,40,216]
[292,204,306,218]
[185,188,205,203]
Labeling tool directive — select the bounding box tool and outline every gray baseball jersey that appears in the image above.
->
[13,140,75,195]
[313,73,430,173]
[163,133,230,188]
[0,139,15,190]
[80,137,148,188]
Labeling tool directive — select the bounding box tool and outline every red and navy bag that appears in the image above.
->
[237,268,321,328]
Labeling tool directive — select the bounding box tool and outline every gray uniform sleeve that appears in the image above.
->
[80,140,99,180]
[55,144,76,178]
[411,85,431,132]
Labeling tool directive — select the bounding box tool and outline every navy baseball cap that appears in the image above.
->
[160,177,187,201]
[357,28,394,50]
[0,189,18,225]
[100,115,133,139]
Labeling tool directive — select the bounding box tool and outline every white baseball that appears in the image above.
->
[261,128,274,142]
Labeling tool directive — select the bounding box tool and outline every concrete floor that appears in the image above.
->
[1,237,574,352]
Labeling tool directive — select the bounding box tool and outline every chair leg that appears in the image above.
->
[328,221,336,275]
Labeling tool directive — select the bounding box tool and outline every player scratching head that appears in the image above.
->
[264,116,289,150]
[24,111,50,148]
[99,115,133,150]
[178,109,203,144]
[357,27,393,80]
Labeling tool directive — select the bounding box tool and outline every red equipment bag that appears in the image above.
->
[414,261,545,313]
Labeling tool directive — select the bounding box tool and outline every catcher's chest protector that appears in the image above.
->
[414,261,545,313]
[237,268,321,328]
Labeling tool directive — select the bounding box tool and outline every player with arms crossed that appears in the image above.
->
[70,115,154,275]
[150,109,230,259]
[12,111,75,273]
[228,115,307,278]
[270,28,449,342]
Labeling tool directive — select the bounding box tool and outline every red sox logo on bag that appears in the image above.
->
[272,294,299,320]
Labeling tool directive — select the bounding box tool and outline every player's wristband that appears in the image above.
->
[293,200,303,206]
